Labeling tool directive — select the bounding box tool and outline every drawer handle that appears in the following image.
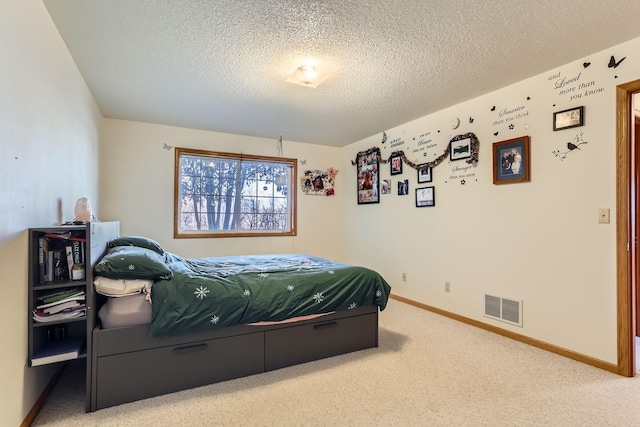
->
[313,321,337,330]
[173,343,207,354]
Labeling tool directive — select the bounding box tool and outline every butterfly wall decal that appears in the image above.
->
[608,55,626,69]
[163,143,173,150]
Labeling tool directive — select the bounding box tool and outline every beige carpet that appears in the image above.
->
[33,299,640,426]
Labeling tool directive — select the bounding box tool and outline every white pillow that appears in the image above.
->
[94,276,152,297]
[98,294,152,328]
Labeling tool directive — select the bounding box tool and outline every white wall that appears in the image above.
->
[99,119,344,260]
[101,38,640,369]
[340,37,640,365]
[0,1,103,425]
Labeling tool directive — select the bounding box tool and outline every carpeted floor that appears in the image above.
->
[33,299,640,426]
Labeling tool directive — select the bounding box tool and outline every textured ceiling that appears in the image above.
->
[43,0,640,147]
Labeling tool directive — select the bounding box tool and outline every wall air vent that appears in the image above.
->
[484,294,523,327]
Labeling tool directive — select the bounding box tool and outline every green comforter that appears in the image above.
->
[150,253,391,338]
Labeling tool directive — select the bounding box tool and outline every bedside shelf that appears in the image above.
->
[33,281,87,291]
[27,221,120,411]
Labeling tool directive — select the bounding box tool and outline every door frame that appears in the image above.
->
[636,116,640,336]
[616,79,640,377]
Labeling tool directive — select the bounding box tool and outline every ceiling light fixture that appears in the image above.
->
[285,64,326,88]
[300,65,317,81]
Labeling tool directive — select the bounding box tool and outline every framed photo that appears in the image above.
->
[397,179,409,195]
[381,179,392,195]
[390,156,403,175]
[449,136,472,161]
[415,186,435,207]
[356,149,380,204]
[553,106,584,131]
[417,165,432,183]
[493,136,530,185]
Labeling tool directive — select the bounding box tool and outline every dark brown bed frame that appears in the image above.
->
[87,225,380,411]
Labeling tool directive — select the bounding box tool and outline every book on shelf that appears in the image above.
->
[53,249,67,280]
[71,240,85,265]
[37,288,84,305]
[37,233,86,284]
[33,307,86,323]
[37,299,84,315]
[46,250,54,282]
[33,288,86,323]
[43,232,87,242]
[65,244,74,279]
[36,293,85,310]
[38,236,46,283]
[31,336,85,366]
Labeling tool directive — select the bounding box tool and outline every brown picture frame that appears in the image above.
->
[493,136,530,185]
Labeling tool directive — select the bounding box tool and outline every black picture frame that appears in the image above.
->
[390,156,403,175]
[493,136,530,185]
[417,164,432,183]
[553,106,584,131]
[397,179,409,195]
[356,149,380,204]
[449,136,472,161]
[415,186,435,207]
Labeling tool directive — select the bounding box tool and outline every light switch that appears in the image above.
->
[598,208,610,224]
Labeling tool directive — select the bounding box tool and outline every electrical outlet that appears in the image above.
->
[445,282,451,293]
[402,272,407,281]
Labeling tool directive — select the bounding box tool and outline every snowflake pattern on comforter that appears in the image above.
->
[150,253,391,338]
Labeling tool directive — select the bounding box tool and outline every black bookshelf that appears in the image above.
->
[28,221,119,411]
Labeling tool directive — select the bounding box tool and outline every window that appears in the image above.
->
[175,148,297,238]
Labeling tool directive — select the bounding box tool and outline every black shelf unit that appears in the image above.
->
[28,221,119,411]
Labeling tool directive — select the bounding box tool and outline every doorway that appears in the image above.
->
[635,102,640,374]
[616,80,640,377]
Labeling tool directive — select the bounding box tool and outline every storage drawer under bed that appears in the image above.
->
[264,312,377,371]
[94,332,264,410]
[91,306,379,410]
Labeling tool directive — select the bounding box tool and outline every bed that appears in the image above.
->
[88,236,391,411]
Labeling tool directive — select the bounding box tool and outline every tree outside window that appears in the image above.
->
[175,148,296,238]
